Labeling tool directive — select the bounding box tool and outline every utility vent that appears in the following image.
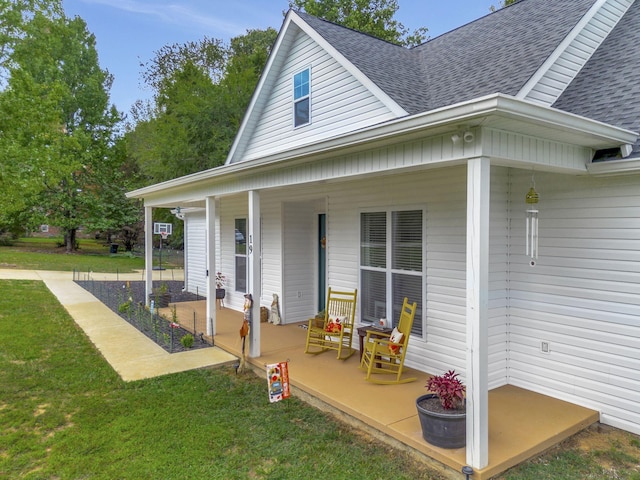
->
[540,341,550,354]
[592,147,626,162]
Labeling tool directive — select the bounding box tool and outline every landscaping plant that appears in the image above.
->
[426,370,465,410]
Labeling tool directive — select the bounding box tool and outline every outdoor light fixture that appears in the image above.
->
[451,129,474,144]
[525,177,539,263]
[462,466,474,479]
[173,206,185,220]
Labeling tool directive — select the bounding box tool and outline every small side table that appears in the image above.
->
[357,325,393,361]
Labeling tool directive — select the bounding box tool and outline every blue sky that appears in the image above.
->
[62,1,495,115]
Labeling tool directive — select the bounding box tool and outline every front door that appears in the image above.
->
[318,213,326,312]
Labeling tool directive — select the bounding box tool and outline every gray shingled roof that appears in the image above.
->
[415,0,595,111]
[298,0,595,115]
[554,1,640,157]
[297,0,639,157]
[296,11,425,114]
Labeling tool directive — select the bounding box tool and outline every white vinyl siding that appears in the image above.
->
[308,166,508,384]
[489,168,510,388]
[521,0,633,105]
[260,198,283,312]
[184,211,207,297]
[190,161,640,437]
[282,201,317,324]
[237,29,397,162]
[507,170,640,435]
[324,167,469,375]
[218,196,248,311]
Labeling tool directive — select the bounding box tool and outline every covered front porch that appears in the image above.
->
[166,299,599,480]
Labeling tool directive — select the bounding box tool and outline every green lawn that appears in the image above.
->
[0,237,182,272]
[1,242,639,479]
[0,280,441,479]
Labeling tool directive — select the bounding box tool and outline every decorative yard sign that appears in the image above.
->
[266,361,290,403]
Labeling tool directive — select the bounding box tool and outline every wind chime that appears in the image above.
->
[525,178,539,264]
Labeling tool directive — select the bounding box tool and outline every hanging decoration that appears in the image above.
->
[525,178,539,262]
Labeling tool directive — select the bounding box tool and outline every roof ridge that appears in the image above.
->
[294,9,411,49]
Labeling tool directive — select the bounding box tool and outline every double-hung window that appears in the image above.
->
[235,218,247,292]
[293,68,310,127]
[360,209,424,336]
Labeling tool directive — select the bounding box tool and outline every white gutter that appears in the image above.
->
[127,93,638,199]
[588,157,640,175]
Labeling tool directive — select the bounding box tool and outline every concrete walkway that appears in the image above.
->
[0,269,237,382]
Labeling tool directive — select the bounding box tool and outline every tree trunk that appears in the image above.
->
[65,228,77,253]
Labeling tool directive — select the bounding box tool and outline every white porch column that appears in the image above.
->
[248,190,261,358]
[466,157,490,469]
[205,196,217,336]
[144,206,153,306]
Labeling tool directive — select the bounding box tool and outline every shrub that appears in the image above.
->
[180,334,194,349]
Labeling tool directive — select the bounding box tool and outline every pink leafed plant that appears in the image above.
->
[426,370,466,410]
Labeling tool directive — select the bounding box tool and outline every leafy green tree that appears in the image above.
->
[490,0,518,11]
[87,136,144,250]
[139,37,227,100]
[0,0,62,86]
[127,28,278,184]
[288,0,427,46]
[0,9,124,251]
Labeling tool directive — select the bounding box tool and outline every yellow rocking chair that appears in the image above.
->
[360,297,417,384]
[304,287,357,360]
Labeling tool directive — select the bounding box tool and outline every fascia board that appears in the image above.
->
[127,94,638,199]
[224,11,293,165]
[491,95,638,145]
[517,0,611,101]
[587,157,640,175]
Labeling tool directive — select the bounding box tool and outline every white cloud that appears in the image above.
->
[80,0,249,37]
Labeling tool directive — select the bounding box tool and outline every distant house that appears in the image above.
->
[128,0,640,469]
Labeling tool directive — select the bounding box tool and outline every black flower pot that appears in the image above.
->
[416,393,466,449]
[216,288,226,300]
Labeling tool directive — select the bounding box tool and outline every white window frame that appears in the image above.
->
[234,218,247,293]
[293,67,311,128]
[359,207,426,339]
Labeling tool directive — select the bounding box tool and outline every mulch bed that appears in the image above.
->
[75,279,211,353]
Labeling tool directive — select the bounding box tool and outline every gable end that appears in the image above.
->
[518,0,634,106]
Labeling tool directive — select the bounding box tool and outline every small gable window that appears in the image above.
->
[293,68,310,127]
